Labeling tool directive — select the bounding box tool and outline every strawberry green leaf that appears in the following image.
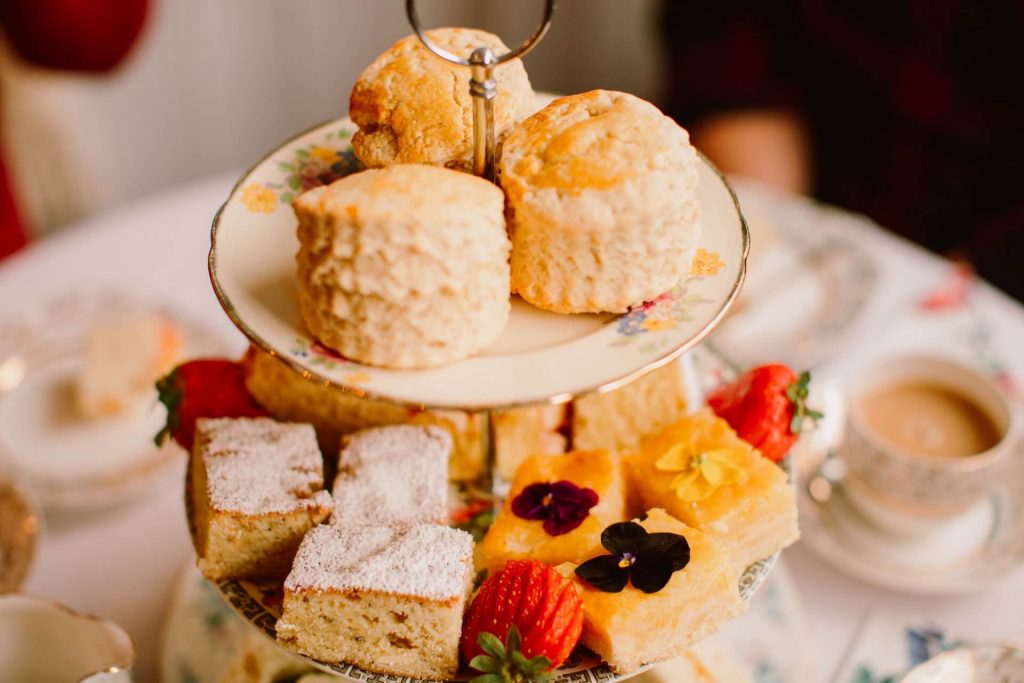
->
[469,654,503,673]
[506,624,521,654]
[478,631,506,660]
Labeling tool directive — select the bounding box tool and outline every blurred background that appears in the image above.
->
[1,0,1021,299]
[0,0,661,236]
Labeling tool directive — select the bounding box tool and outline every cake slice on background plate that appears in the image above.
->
[77,314,181,418]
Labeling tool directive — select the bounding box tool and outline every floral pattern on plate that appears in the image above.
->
[160,556,807,683]
[240,127,362,212]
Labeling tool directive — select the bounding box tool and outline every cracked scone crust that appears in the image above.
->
[500,90,701,314]
[350,28,535,169]
[294,164,511,369]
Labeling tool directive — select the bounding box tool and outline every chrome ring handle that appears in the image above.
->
[405,0,556,180]
[405,0,555,66]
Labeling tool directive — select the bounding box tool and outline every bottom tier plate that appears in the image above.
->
[182,344,791,681]
[160,559,807,683]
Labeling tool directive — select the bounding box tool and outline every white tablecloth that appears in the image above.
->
[3,173,1022,682]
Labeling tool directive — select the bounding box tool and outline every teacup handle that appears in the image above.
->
[405,0,556,181]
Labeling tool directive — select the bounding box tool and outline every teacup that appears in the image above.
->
[839,355,1019,537]
[0,593,134,682]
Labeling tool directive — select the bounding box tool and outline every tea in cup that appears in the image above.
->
[840,355,1018,536]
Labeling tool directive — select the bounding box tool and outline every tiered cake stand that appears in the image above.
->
[200,4,763,681]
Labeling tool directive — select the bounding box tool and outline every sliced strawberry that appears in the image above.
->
[462,560,582,675]
[154,359,267,451]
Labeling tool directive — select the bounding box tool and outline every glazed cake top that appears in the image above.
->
[195,417,331,515]
[333,425,451,527]
[285,523,474,603]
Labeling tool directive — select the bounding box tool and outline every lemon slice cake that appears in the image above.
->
[332,425,450,528]
[568,509,744,673]
[276,523,474,680]
[625,409,798,572]
[482,449,625,574]
[190,417,332,581]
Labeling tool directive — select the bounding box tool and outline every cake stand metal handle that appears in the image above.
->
[405,0,556,181]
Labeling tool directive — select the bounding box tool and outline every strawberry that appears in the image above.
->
[461,560,583,680]
[707,364,822,463]
[154,359,267,451]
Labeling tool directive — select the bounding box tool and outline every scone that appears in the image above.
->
[190,418,332,581]
[276,523,474,680]
[492,404,568,480]
[350,28,535,170]
[332,425,450,528]
[482,449,625,574]
[294,164,511,369]
[500,89,701,313]
[242,347,486,480]
[625,409,799,572]
[77,314,181,418]
[573,358,690,451]
[568,509,744,673]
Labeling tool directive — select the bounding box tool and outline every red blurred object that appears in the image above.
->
[0,0,149,260]
[155,359,268,452]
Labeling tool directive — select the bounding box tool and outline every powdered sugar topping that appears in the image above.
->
[285,523,473,602]
[333,425,450,527]
[196,417,331,515]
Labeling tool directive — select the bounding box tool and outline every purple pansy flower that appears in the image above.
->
[510,480,599,536]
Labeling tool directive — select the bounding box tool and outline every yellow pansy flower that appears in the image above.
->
[655,435,749,503]
[240,183,277,214]
[690,249,724,277]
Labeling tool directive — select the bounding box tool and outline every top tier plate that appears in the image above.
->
[210,117,748,411]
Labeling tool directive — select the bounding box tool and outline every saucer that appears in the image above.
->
[798,462,1024,595]
[0,291,232,511]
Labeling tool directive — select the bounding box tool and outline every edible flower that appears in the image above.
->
[511,481,599,536]
[655,438,749,503]
[575,521,690,594]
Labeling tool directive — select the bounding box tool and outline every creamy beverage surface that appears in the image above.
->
[859,382,1002,458]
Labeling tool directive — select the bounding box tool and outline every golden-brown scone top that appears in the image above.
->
[499,90,701,314]
[350,28,535,170]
